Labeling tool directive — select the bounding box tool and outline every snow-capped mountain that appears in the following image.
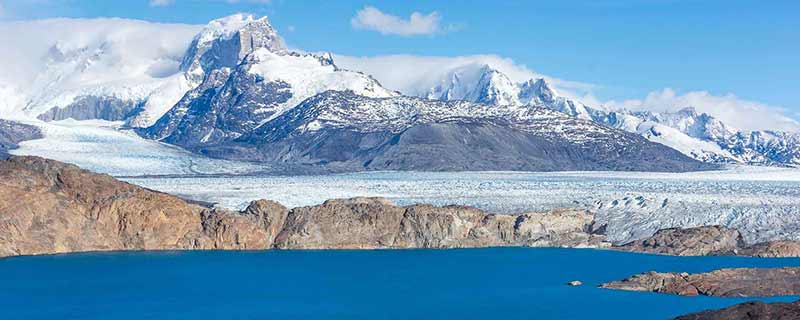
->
[0,14,755,172]
[140,16,396,148]
[194,90,710,172]
[132,14,707,172]
[417,64,800,167]
[0,18,201,126]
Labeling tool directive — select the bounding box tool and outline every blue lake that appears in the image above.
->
[1,248,798,320]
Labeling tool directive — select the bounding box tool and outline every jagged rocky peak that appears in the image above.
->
[472,65,520,105]
[181,13,287,83]
[426,64,519,105]
[519,78,557,104]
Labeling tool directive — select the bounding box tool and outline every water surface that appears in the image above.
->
[1,248,798,320]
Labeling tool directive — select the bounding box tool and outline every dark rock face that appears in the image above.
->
[615,225,800,257]
[180,15,286,84]
[616,226,746,256]
[673,300,800,320]
[36,96,143,122]
[195,91,714,172]
[139,60,293,147]
[601,267,800,297]
[0,156,610,258]
[740,240,800,258]
[0,120,42,157]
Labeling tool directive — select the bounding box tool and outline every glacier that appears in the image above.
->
[7,116,800,246]
[9,119,268,176]
[123,169,800,246]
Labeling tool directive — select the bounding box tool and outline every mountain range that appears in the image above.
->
[419,63,800,166]
[1,14,797,171]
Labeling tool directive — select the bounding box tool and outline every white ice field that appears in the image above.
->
[11,120,800,245]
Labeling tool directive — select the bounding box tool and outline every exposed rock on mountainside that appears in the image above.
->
[601,267,800,297]
[672,300,800,320]
[197,90,712,172]
[180,13,287,84]
[0,156,610,258]
[0,120,41,157]
[37,96,144,122]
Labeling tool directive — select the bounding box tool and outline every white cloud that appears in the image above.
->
[149,0,271,6]
[149,0,174,6]
[350,6,447,36]
[225,0,272,3]
[605,88,800,132]
[333,54,595,99]
[333,54,798,132]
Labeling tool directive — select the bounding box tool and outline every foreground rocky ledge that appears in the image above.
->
[0,156,610,258]
[673,300,800,320]
[601,267,800,297]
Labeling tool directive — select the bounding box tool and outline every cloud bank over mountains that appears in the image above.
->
[604,88,800,132]
[0,14,795,132]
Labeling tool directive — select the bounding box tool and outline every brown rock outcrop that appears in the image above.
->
[274,198,608,249]
[601,267,800,297]
[673,300,800,320]
[739,240,800,258]
[0,156,609,258]
[614,225,800,257]
[0,156,277,257]
[615,226,745,256]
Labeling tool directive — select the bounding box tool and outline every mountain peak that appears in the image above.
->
[677,106,699,117]
[181,13,286,83]
[519,78,557,104]
[196,14,279,45]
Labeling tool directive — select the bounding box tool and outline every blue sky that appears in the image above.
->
[2,0,799,122]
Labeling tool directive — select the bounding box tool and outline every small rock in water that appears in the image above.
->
[567,280,582,286]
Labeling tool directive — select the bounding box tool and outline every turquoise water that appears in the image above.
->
[1,248,798,320]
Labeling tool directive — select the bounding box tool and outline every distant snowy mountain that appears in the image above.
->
[0,18,201,126]
[133,14,707,172]
[194,90,710,172]
[139,15,396,148]
[0,14,765,172]
[416,64,800,167]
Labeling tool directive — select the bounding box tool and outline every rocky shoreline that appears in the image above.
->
[615,225,800,257]
[601,267,800,297]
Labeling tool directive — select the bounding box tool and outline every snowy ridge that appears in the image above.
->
[417,64,800,167]
[245,49,397,122]
[253,90,628,145]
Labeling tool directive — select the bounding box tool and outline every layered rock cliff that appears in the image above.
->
[615,225,800,257]
[0,120,41,157]
[601,267,800,297]
[0,156,608,258]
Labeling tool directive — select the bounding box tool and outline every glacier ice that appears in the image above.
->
[122,169,800,245]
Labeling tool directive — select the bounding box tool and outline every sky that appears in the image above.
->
[1,0,799,130]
